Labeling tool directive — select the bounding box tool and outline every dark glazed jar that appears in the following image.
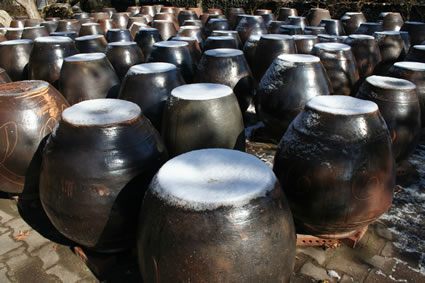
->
[28,36,77,86]
[0,68,11,85]
[98,19,117,35]
[0,39,33,81]
[235,15,267,45]
[59,53,120,105]
[267,21,286,34]
[105,42,145,81]
[355,76,420,162]
[41,21,59,33]
[176,26,204,49]
[256,54,332,139]
[112,12,130,29]
[210,30,242,49]
[293,35,319,54]
[374,31,407,74]
[380,12,404,31]
[319,19,345,36]
[311,43,359,96]
[307,8,331,26]
[129,23,150,39]
[75,35,108,53]
[344,34,381,78]
[389,61,425,127]
[105,29,132,42]
[196,49,254,113]
[40,99,167,251]
[79,23,103,36]
[341,12,366,35]
[254,34,297,82]
[161,84,245,157]
[50,31,77,39]
[286,16,308,31]
[278,7,298,22]
[152,20,177,41]
[0,80,69,194]
[405,45,425,63]
[355,22,383,35]
[401,21,425,46]
[304,26,327,35]
[243,34,261,72]
[146,41,194,83]
[138,149,296,282]
[171,36,202,66]
[134,27,162,58]
[5,28,23,40]
[21,26,49,40]
[118,63,185,131]
[279,25,302,35]
[274,95,395,238]
[204,36,238,50]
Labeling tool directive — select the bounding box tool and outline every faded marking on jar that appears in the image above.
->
[352,174,383,200]
[0,122,18,163]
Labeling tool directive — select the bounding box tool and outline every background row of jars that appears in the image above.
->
[0,4,423,282]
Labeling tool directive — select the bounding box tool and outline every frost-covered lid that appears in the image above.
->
[307,95,378,115]
[212,30,237,35]
[107,41,137,47]
[139,27,158,32]
[75,34,104,41]
[64,53,105,62]
[62,99,141,126]
[179,26,201,30]
[412,45,425,51]
[278,54,320,63]
[348,34,374,40]
[0,39,33,46]
[154,41,188,48]
[314,42,351,51]
[6,28,23,31]
[366,75,416,90]
[260,34,293,40]
[151,148,277,210]
[35,36,73,44]
[23,26,46,30]
[394,61,425,71]
[293,35,317,40]
[374,31,401,36]
[127,63,176,75]
[205,48,242,57]
[207,36,233,41]
[82,23,100,27]
[171,83,233,100]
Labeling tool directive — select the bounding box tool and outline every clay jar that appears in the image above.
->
[267,20,286,34]
[134,27,162,58]
[28,36,77,86]
[405,45,425,63]
[59,53,120,105]
[279,25,302,35]
[235,15,267,45]
[79,23,103,36]
[105,29,132,42]
[210,30,242,49]
[138,148,296,282]
[5,28,24,40]
[171,36,202,66]
[153,20,177,40]
[176,26,204,49]
[161,83,245,157]
[243,34,261,72]
[111,12,130,29]
[311,43,359,96]
[401,21,425,46]
[286,16,308,31]
[98,19,117,35]
[256,54,332,139]
[21,26,49,40]
[274,95,394,237]
[355,22,383,35]
[307,8,331,26]
[56,20,81,33]
[389,62,425,127]
[355,76,420,162]
[204,36,238,50]
[254,34,297,82]
[278,7,298,22]
[50,31,77,39]
[293,35,319,54]
[304,26,327,35]
[0,39,33,81]
[118,63,185,131]
[0,68,11,85]
[146,41,194,83]
[178,10,198,26]
[129,22,150,39]
[0,80,69,194]
[341,12,366,35]
[344,34,382,78]
[228,7,245,29]
[105,42,145,81]
[319,19,345,36]
[374,31,407,74]
[75,35,108,53]
[196,49,254,113]
[380,12,404,31]
[39,99,167,251]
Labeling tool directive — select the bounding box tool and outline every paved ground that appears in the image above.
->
[0,124,424,282]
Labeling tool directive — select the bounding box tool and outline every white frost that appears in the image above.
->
[277,54,320,63]
[127,63,176,75]
[204,48,242,57]
[314,42,351,51]
[35,36,72,43]
[394,61,425,71]
[154,41,188,48]
[366,75,416,90]
[171,83,233,101]
[64,53,105,62]
[307,95,378,115]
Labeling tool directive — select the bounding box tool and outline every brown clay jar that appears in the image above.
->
[0,39,33,81]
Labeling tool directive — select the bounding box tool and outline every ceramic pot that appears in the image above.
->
[279,25,303,35]
[127,6,141,16]
[355,22,383,35]
[98,19,117,35]
[0,80,69,194]
[59,53,120,104]
[171,36,201,67]
[196,48,254,113]
[178,10,198,26]
[344,34,381,78]
[355,75,420,162]
[341,12,366,35]
[401,21,425,46]
[228,7,245,29]
[389,61,425,127]
[0,68,11,85]
[243,34,261,72]
[127,17,149,29]
[153,20,177,40]
[380,12,404,31]
[274,95,395,237]
[405,45,425,63]
[146,41,194,83]
[10,19,25,29]
[118,63,185,131]
[79,23,103,36]
[129,22,150,39]
[204,36,238,50]
[319,19,345,36]
[111,12,130,29]
[206,19,229,36]
[102,7,117,18]
[24,19,42,27]
[293,35,319,54]
[278,7,298,22]
[28,36,77,86]
[0,39,33,81]
[304,26,327,35]
[307,8,331,26]
[318,34,344,43]
[161,83,245,157]
[75,35,108,53]
[256,54,332,139]
[286,16,308,31]
[56,20,81,33]
[153,13,178,30]
[139,148,296,282]
[267,21,286,34]
[134,27,162,58]
[50,31,77,39]
[40,98,167,251]
[141,6,156,18]
[373,31,407,74]
[74,12,90,20]
[210,30,242,49]
[5,28,23,40]
[259,13,275,26]
[254,34,297,81]
[311,43,359,96]
[235,15,267,45]
[105,42,145,81]
[41,21,58,33]
[176,26,204,49]
[105,29,132,42]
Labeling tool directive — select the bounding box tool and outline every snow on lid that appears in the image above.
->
[75,34,104,40]
[367,75,416,90]
[345,12,363,15]
[260,34,292,40]
[24,26,45,30]
[307,95,378,115]
[127,62,176,75]
[82,23,100,26]
[0,39,32,45]
[64,53,105,62]
[171,83,233,100]
[172,36,196,41]
[278,54,320,63]
[107,28,125,32]
[154,40,188,48]
[139,27,157,31]
[293,35,317,40]
[151,148,277,210]
[204,48,243,57]
[108,41,137,47]
[35,36,72,43]
[314,42,351,51]
[207,36,233,40]
[6,28,23,31]
[213,30,237,34]
[348,34,374,40]
[394,61,425,71]
[179,26,200,30]
[413,45,425,50]
[62,99,141,126]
